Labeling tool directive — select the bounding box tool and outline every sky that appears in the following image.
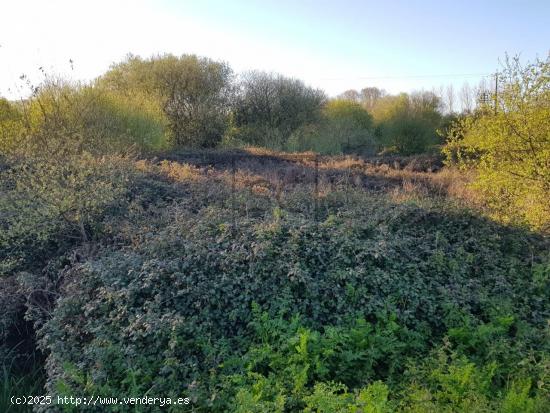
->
[1,0,549,99]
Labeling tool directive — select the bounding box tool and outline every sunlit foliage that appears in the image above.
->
[445,55,550,231]
[288,99,376,154]
[371,92,444,155]
[99,54,234,147]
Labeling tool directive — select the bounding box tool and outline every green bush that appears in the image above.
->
[0,74,172,276]
[444,55,550,231]
[372,92,443,155]
[99,54,233,148]
[0,152,134,275]
[288,99,377,155]
[1,79,168,159]
[36,184,549,411]
[233,71,326,149]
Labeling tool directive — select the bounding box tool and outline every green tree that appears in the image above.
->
[233,71,326,149]
[444,55,550,231]
[372,92,443,155]
[99,54,234,147]
[290,99,376,154]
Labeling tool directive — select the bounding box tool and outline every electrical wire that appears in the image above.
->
[321,73,493,80]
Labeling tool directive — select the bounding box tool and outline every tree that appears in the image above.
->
[99,54,234,147]
[444,55,550,231]
[459,82,474,113]
[337,87,386,111]
[233,71,326,148]
[338,89,361,102]
[322,99,375,153]
[290,99,376,154]
[445,84,456,114]
[371,91,443,154]
[360,87,386,111]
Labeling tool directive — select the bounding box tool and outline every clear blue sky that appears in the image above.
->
[1,0,549,98]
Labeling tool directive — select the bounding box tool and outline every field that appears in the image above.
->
[2,148,547,412]
[1,51,549,412]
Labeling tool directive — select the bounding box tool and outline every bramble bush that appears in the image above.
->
[0,74,170,411]
[35,177,549,411]
[0,72,174,276]
[1,56,548,412]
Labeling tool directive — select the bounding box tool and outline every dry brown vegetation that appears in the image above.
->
[152,148,480,212]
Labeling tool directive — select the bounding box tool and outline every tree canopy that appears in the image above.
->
[99,54,234,147]
[232,71,326,149]
[445,55,550,230]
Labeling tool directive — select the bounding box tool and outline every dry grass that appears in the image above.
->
[148,149,485,215]
[158,160,202,182]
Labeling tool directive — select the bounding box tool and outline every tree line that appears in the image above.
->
[1,53,497,157]
[1,53,548,229]
[84,53,453,154]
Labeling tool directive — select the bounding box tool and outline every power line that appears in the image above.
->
[320,72,492,81]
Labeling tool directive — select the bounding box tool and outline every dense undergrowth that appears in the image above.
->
[0,54,548,412]
[2,150,547,412]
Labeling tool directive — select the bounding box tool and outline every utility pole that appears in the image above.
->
[494,72,499,115]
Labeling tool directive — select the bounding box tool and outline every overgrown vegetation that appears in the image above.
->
[0,52,548,412]
[288,99,376,154]
[371,92,444,155]
[28,155,549,412]
[445,55,550,231]
[98,54,233,148]
[231,71,326,149]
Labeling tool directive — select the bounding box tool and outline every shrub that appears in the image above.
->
[0,78,168,158]
[99,54,234,148]
[233,71,326,149]
[0,152,134,275]
[288,99,377,155]
[372,92,443,155]
[37,184,549,411]
[444,55,550,231]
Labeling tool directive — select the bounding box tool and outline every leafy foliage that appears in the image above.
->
[232,71,326,149]
[289,99,376,155]
[0,53,548,413]
[0,152,133,274]
[444,55,550,231]
[34,168,549,411]
[372,92,443,155]
[99,54,234,147]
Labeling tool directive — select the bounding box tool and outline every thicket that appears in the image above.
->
[95,54,446,155]
[33,165,549,412]
[371,92,444,155]
[230,71,327,150]
[288,99,376,155]
[98,54,233,148]
[1,53,549,412]
[444,55,550,231]
[0,74,160,406]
